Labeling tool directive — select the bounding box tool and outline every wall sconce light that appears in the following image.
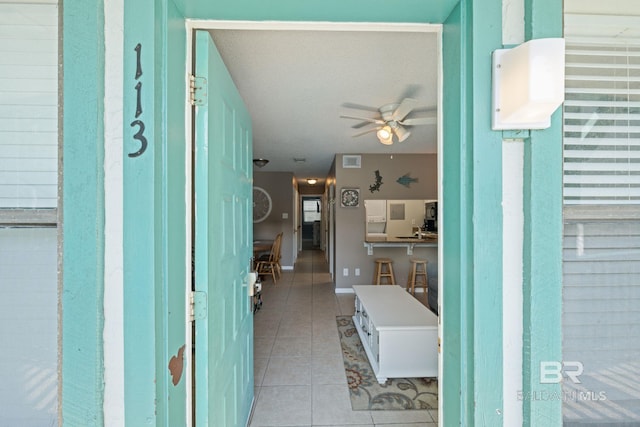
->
[253,158,269,168]
[307,178,317,185]
[492,38,565,130]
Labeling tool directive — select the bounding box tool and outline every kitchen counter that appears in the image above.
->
[363,233,438,255]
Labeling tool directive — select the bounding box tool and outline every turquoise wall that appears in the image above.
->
[122,0,161,423]
[442,0,505,424]
[442,4,467,423]
[522,0,563,425]
[159,2,189,425]
[122,0,188,424]
[62,1,105,425]
[179,0,458,23]
[466,0,505,424]
[62,0,564,425]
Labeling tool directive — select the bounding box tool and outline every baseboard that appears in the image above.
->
[282,266,293,271]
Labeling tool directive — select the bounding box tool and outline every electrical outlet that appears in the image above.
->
[343,268,349,276]
[355,268,360,276]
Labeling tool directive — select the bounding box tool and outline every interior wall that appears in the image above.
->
[334,153,437,289]
[253,171,295,268]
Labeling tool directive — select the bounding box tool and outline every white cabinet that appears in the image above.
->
[352,285,438,384]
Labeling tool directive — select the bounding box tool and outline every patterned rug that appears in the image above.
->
[336,315,438,411]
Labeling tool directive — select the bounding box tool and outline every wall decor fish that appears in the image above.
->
[369,170,383,193]
[396,173,418,188]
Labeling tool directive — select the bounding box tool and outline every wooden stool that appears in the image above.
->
[373,258,396,285]
[407,258,428,295]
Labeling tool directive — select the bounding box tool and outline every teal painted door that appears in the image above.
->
[194,30,254,426]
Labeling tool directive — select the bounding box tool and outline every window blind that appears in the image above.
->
[563,43,640,204]
[562,18,640,424]
[0,3,58,209]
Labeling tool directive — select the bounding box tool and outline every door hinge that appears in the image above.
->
[189,75,207,106]
[190,291,207,321]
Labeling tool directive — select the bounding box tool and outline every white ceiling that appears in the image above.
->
[208,26,440,184]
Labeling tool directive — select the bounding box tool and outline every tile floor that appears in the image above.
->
[249,249,438,427]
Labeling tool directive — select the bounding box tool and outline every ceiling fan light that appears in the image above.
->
[377,132,394,146]
[395,126,411,142]
[376,126,392,141]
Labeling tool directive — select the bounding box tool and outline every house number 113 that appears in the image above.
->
[129,43,147,158]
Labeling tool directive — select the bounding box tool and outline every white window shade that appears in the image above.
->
[563,42,640,204]
[0,227,58,427]
[562,11,640,425]
[0,3,58,208]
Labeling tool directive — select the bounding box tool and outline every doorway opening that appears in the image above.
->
[185,20,444,425]
[301,196,322,249]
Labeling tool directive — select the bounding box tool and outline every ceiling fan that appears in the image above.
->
[340,98,436,145]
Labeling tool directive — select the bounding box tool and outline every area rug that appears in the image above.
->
[336,315,438,410]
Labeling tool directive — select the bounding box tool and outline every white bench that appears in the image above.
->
[352,285,438,384]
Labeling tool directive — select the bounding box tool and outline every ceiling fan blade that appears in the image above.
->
[342,102,380,113]
[399,84,424,100]
[401,117,437,126]
[352,120,375,129]
[392,98,418,121]
[411,106,437,115]
[340,114,383,122]
[352,127,380,138]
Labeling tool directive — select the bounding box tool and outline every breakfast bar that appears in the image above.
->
[363,233,438,255]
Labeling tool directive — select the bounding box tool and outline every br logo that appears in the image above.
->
[540,361,584,384]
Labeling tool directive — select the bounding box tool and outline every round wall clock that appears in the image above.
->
[340,188,360,207]
[253,186,272,223]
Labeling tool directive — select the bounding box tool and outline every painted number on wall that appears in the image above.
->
[129,43,147,158]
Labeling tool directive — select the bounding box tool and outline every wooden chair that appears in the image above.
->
[256,232,282,284]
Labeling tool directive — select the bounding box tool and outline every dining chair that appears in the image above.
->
[256,232,283,284]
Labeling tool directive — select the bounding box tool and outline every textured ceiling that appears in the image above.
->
[208,28,439,184]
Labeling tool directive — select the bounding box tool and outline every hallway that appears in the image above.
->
[250,250,437,426]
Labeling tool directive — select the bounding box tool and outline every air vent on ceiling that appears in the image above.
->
[343,155,362,168]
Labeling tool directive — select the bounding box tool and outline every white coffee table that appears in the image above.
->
[352,285,438,383]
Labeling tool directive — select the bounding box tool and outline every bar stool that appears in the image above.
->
[373,258,396,285]
[407,258,428,295]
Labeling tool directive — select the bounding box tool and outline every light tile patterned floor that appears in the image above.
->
[249,249,438,427]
